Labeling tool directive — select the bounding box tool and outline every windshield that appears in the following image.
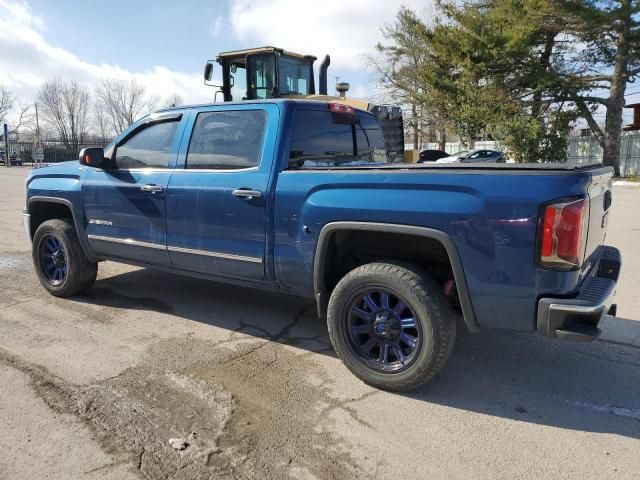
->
[278,56,311,96]
[247,54,312,98]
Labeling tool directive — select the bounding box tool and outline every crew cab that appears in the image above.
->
[23,99,621,391]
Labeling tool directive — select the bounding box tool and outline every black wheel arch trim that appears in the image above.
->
[27,196,99,263]
[313,221,480,332]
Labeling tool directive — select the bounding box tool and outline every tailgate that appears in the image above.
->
[585,169,614,262]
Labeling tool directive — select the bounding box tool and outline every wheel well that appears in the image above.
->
[319,229,460,312]
[29,202,73,240]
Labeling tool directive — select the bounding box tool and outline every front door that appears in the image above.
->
[166,105,277,281]
[83,115,184,265]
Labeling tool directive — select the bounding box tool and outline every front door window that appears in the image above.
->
[114,121,180,169]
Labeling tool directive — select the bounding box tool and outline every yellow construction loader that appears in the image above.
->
[204,46,405,162]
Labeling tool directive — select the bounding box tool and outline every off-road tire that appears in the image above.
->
[327,262,456,391]
[32,218,98,297]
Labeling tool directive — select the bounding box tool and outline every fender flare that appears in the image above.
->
[313,221,480,332]
[27,196,99,263]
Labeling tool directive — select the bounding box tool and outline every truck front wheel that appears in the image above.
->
[327,262,456,391]
[32,219,98,297]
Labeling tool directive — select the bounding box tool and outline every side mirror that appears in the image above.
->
[79,147,104,167]
[204,61,214,82]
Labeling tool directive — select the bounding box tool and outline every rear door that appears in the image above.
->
[165,104,278,281]
[83,113,185,265]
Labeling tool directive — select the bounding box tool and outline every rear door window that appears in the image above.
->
[289,109,388,169]
[186,110,267,170]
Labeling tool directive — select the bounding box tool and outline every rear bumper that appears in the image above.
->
[23,210,31,244]
[537,245,621,342]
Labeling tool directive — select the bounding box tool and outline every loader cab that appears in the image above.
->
[212,47,316,102]
[204,46,405,162]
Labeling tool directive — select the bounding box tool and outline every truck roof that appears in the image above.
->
[155,98,374,115]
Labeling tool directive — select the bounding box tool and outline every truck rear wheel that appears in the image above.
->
[327,262,456,391]
[32,219,98,297]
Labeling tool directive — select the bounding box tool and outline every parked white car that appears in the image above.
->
[435,150,469,163]
[436,149,504,163]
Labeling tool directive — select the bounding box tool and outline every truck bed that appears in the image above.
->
[274,161,614,333]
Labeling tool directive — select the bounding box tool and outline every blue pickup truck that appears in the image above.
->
[23,99,621,391]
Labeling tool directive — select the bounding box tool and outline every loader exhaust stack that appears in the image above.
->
[319,55,331,95]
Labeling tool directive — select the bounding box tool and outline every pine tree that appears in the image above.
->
[559,0,640,176]
[423,0,577,161]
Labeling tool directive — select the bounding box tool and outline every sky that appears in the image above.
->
[0,0,430,117]
[0,0,635,129]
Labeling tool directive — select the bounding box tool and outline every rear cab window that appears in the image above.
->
[288,108,388,169]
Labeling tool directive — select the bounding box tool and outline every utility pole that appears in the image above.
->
[35,102,40,137]
[3,124,9,168]
[34,103,43,168]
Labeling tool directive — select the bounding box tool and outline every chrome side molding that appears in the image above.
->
[87,234,263,264]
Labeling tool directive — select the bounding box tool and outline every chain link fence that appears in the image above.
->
[565,133,640,176]
[1,139,109,167]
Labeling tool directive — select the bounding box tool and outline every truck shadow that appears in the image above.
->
[77,266,332,354]
[76,266,640,440]
[411,319,640,440]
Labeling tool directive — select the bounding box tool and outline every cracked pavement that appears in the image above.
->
[0,168,639,479]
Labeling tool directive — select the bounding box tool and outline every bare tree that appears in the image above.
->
[37,79,90,150]
[163,93,184,108]
[92,100,110,141]
[95,78,157,136]
[0,86,33,133]
[9,102,34,134]
[0,85,13,124]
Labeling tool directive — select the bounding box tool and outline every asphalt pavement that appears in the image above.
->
[0,167,638,479]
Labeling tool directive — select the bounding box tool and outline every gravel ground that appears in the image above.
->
[0,167,639,479]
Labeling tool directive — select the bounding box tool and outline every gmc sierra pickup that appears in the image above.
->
[24,99,621,391]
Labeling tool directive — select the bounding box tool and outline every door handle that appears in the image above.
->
[232,189,262,200]
[140,184,163,194]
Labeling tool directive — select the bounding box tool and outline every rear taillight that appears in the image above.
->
[539,198,589,269]
[329,103,353,114]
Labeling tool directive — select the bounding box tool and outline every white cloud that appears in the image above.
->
[229,0,432,71]
[0,0,213,110]
[0,0,43,30]
[0,0,435,126]
[209,16,223,38]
